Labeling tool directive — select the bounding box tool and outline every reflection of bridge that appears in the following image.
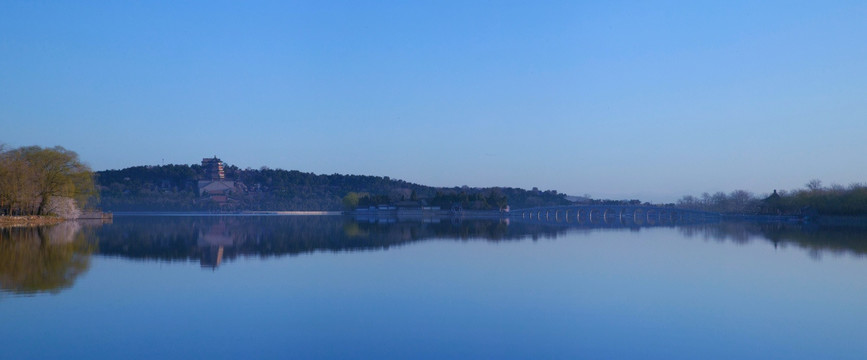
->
[509,205,720,226]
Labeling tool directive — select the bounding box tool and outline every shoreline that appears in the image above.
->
[110,211,342,216]
[0,215,66,228]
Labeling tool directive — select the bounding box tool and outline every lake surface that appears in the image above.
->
[2,215,867,359]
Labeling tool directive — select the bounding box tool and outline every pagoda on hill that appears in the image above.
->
[201,156,225,180]
[198,156,236,205]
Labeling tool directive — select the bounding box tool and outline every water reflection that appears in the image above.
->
[5,215,867,294]
[95,216,567,268]
[0,222,97,295]
[91,215,867,268]
[679,221,867,259]
[198,221,233,268]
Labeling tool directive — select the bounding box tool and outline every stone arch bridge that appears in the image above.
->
[509,205,720,226]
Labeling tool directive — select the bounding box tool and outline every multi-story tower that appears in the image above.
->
[202,156,224,180]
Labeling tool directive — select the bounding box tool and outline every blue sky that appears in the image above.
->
[2,1,865,202]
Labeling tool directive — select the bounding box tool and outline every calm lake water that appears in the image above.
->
[2,214,867,359]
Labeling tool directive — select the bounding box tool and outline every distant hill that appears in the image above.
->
[95,163,570,212]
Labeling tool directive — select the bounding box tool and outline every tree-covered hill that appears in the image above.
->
[95,163,570,211]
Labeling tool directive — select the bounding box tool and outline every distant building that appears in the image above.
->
[198,156,235,202]
[202,156,225,180]
[198,180,234,196]
[759,190,783,215]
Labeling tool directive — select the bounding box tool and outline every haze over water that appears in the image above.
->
[2,215,866,359]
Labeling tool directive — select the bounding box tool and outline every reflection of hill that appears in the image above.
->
[0,223,96,295]
[94,216,867,267]
[678,221,867,259]
[94,216,569,266]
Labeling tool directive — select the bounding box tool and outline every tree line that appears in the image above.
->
[0,145,96,217]
[677,180,867,216]
[676,189,759,214]
[345,188,513,211]
[96,163,571,211]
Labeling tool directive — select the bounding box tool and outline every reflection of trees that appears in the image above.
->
[679,221,867,259]
[90,216,867,266]
[0,222,96,295]
[94,216,570,266]
[678,222,758,244]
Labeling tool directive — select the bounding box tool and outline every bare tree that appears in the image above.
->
[806,179,823,191]
[728,190,756,213]
[677,195,700,210]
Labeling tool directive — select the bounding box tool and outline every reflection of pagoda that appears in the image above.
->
[201,246,224,269]
[198,221,234,269]
[197,156,236,205]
